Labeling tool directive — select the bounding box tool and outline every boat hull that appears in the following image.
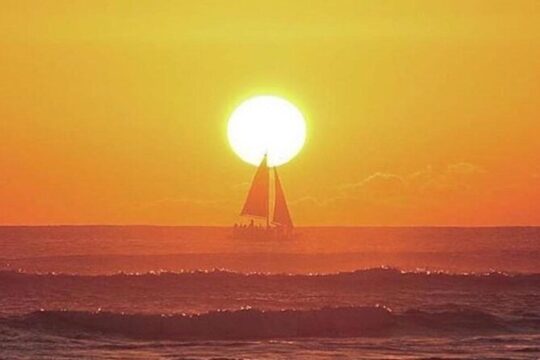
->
[231,226,296,241]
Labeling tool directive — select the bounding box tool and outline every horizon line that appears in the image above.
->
[0,224,539,229]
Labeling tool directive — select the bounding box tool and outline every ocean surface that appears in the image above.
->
[1,226,540,359]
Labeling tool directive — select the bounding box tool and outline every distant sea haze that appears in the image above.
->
[1,225,539,274]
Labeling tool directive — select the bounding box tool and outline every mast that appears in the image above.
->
[266,168,270,229]
[266,154,270,229]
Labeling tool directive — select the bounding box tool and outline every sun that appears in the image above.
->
[227,95,306,167]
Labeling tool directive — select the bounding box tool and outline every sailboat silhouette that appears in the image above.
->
[233,154,294,240]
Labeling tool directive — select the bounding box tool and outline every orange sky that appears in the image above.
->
[1,1,539,225]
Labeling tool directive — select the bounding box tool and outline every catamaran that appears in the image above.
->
[232,154,295,240]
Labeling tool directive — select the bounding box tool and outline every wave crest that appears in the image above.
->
[8,305,540,340]
[2,267,540,281]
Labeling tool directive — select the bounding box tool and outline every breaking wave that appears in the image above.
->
[6,306,540,340]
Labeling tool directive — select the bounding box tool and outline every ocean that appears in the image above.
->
[1,226,539,359]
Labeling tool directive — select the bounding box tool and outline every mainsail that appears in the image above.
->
[240,154,269,218]
[272,168,294,228]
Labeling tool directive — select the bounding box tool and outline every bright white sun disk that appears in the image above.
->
[227,95,306,167]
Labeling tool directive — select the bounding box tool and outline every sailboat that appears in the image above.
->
[232,154,295,240]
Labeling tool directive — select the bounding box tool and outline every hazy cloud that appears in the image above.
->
[291,162,493,225]
[344,173,406,197]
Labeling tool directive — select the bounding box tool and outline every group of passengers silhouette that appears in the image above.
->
[232,219,291,240]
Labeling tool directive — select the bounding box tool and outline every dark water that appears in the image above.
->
[1,226,540,359]
[1,269,540,359]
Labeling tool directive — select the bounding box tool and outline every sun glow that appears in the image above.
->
[227,95,306,167]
